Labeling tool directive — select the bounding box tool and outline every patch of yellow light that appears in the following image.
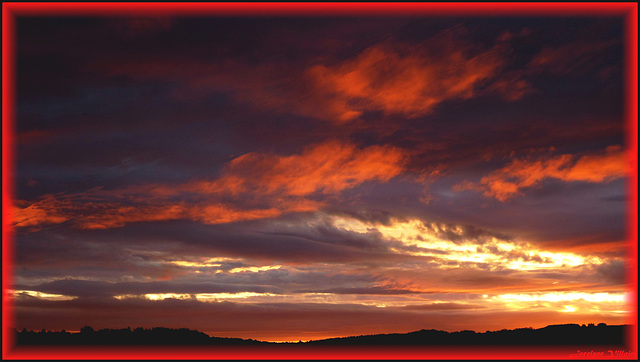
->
[540,252,591,266]
[144,293,191,300]
[497,292,627,303]
[361,302,388,308]
[228,265,282,273]
[331,216,474,252]
[12,290,75,301]
[171,261,222,268]
[489,292,629,314]
[113,292,280,301]
[455,253,498,263]
[194,292,277,301]
[169,257,241,268]
[114,294,141,300]
[504,256,591,271]
[328,215,603,271]
[208,257,242,262]
[502,302,528,310]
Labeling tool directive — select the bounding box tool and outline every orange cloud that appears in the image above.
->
[485,71,533,101]
[78,203,187,230]
[11,196,307,231]
[562,146,627,182]
[306,31,508,120]
[12,199,71,228]
[102,26,525,124]
[79,203,285,230]
[455,146,627,201]
[13,141,407,229]
[220,140,406,196]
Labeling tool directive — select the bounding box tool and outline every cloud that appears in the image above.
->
[100,24,530,124]
[591,259,627,286]
[16,279,281,299]
[12,197,286,231]
[305,26,509,121]
[17,210,615,292]
[193,139,406,197]
[528,40,618,75]
[485,71,534,101]
[12,198,71,228]
[12,209,627,342]
[296,286,419,295]
[13,140,407,230]
[454,146,627,201]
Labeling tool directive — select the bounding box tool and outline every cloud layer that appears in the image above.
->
[10,15,630,342]
[455,146,627,201]
[14,140,407,229]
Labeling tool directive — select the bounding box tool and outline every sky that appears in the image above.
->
[8,13,633,342]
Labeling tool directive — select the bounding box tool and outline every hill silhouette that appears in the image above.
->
[15,326,266,346]
[303,323,627,346]
[15,323,628,346]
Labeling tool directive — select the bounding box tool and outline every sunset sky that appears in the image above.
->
[7,9,635,343]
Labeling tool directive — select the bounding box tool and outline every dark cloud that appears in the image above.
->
[592,260,628,286]
[17,279,281,298]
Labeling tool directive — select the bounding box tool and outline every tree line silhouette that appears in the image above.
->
[15,323,627,346]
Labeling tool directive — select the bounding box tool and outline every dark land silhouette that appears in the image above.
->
[14,323,629,347]
[15,326,266,346]
[304,323,628,346]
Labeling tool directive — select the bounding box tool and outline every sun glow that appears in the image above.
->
[496,292,627,303]
[491,292,629,314]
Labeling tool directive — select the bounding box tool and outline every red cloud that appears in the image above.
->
[204,140,406,196]
[455,146,627,201]
[13,198,71,228]
[306,29,509,120]
[13,141,407,229]
[101,25,526,124]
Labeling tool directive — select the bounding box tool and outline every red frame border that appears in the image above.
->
[2,2,637,360]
